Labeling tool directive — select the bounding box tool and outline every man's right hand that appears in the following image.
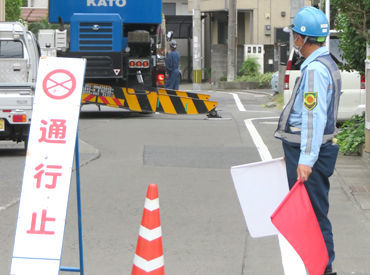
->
[297,164,312,182]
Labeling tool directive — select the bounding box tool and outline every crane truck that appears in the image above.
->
[41,0,218,116]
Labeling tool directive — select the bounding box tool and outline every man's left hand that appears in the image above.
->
[297,164,312,182]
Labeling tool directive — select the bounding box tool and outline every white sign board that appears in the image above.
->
[230,157,290,238]
[11,57,86,275]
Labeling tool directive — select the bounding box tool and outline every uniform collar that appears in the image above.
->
[300,46,329,71]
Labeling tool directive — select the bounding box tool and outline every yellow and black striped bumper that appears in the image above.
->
[82,83,218,115]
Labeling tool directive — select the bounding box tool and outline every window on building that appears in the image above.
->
[0,41,23,58]
[163,3,176,16]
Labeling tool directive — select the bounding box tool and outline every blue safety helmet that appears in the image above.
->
[291,7,329,42]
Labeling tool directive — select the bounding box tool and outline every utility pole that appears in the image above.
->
[289,0,305,50]
[0,0,5,22]
[325,0,330,50]
[227,0,237,81]
[192,0,202,91]
[365,45,370,153]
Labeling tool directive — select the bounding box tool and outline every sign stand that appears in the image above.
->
[11,57,86,275]
[59,133,84,274]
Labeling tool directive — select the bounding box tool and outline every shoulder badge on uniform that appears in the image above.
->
[304,92,317,111]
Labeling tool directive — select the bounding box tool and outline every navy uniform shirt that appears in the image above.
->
[165,50,180,75]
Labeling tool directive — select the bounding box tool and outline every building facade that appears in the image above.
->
[27,0,48,7]
[21,0,48,22]
[198,0,292,46]
[188,0,311,82]
[163,0,193,82]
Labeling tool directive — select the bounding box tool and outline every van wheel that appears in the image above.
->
[23,136,29,153]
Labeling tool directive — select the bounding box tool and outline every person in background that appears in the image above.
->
[165,40,180,90]
[274,7,341,275]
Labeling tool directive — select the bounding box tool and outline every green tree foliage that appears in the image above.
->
[238,57,260,76]
[28,18,60,36]
[331,0,370,41]
[331,0,370,75]
[235,58,273,87]
[335,14,367,75]
[6,0,22,21]
[337,114,365,155]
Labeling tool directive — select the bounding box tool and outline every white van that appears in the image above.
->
[283,33,365,121]
[0,22,40,147]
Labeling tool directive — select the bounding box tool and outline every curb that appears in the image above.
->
[74,139,101,169]
[361,150,370,164]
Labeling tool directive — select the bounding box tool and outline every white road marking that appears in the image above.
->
[244,117,278,161]
[246,94,266,98]
[0,197,19,212]
[232,93,246,112]
[245,110,275,113]
[244,116,307,275]
[260,121,278,125]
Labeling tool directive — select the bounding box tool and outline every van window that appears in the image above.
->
[0,41,23,58]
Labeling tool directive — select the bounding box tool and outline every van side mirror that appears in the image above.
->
[166,31,173,42]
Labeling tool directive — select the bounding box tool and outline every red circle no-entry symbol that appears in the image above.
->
[42,69,77,100]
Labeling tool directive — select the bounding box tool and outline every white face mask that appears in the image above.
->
[293,35,308,56]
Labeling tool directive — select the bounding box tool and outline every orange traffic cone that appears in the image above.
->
[132,184,164,275]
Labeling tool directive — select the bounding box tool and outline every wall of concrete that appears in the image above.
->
[190,0,294,45]
[164,0,192,15]
[210,44,227,83]
[176,1,191,15]
[29,0,48,7]
[188,0,226,12]
[210,43,244,83]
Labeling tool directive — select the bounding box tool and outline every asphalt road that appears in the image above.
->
[1,88,370,274]
[0,88,280,274]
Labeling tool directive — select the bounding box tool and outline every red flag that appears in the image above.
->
[271,180,328,275]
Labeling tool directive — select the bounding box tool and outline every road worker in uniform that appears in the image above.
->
[165,40,181,90]
[274,7,341,275]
